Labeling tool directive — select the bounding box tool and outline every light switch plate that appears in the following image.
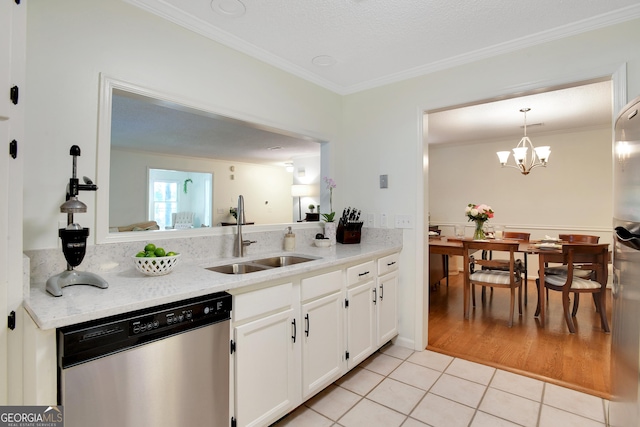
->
[380,174,388,189]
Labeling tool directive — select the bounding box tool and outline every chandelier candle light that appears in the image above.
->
[497,108,551,175]
[466,203,494,240]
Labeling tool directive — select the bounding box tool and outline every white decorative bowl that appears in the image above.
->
[133,254,180,276]
[315,239,331,248]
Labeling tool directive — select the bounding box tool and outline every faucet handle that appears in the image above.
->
[242,240,257,247]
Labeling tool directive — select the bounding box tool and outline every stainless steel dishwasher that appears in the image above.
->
[57,292,232,427]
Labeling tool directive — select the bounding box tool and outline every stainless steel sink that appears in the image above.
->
[252,255,317,268]
[205,255,317,274]
[206,263,270,274]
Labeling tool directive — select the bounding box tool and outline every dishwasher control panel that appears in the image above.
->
[58,292,232,368]
[128,295,229,336]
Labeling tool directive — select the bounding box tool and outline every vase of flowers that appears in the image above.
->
[322,177,337,245]
[465,203,494,240]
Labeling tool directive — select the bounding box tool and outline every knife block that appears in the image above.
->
[337,221,363,244]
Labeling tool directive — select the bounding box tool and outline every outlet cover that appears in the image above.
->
[366,213,375,228]
[395,214,413,229]
[380,213,388,228]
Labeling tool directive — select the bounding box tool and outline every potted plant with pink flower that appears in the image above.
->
[465,203,494,240]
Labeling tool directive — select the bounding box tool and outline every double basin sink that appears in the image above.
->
[206,255,318,275]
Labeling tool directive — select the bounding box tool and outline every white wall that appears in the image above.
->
[429,127,613,234]
[110,148,294,228]
[24,0,340,250]
[339,19,640,349]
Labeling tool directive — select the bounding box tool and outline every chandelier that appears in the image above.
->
[496,108,550,175]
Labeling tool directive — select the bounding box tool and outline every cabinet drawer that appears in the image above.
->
[233,282,293,323]
[378,253,399,276]
[346,261,375,286]
[301,270,342,302]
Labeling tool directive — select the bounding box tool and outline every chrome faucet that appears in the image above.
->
[235,195,256,257]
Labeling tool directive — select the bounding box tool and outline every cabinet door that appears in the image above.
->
[346,281,375,367]
[234,309,297,427]
[377,271,398,345]
[301,291,343,399]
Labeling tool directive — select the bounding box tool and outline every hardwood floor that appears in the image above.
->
[427,272,612,399]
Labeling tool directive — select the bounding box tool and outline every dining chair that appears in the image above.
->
[481,231,530,304]
[535,243,610,333]
[463,240,524,327]
[559,234,600,243]
[546,234,600,274]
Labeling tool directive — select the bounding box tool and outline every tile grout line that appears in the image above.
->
[281,346,608,426]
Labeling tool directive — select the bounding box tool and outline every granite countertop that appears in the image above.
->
[25,242,401,330]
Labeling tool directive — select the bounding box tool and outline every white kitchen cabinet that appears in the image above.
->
[346,280,376,367]
[231,252,399,427]
[1,0,25,405]
[0,0,11,120]
[376,253,399,345]
[300,269,343,399]
[231,282,298,427]
[233,308,297,427]
[301,291,343,398]
[376,270,398,345]
[345,261,376,367]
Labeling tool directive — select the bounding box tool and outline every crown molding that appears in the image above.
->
[125,1,640,96]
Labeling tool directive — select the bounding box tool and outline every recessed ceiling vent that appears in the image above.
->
[210,0,246,17]
[312,55,337,67]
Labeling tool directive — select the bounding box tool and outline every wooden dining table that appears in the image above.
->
[428,237,609,324]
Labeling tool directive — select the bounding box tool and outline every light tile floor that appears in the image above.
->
[272,343,608,427]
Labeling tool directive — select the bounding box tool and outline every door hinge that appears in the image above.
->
[230,340,235,354]
[8,311,16,330]
[231,416,236,427]
[9,140,17,159]
[345,351,349,360]
[10,86,19,105]
[344,298,349,308]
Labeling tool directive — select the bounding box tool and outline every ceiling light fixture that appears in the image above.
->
[496,108,550,176]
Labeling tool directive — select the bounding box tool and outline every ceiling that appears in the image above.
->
[115,1,630,160]
[428,80,613,145]
[125,0,640,94]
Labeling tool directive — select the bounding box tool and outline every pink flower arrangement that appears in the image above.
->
[465,203,494,222]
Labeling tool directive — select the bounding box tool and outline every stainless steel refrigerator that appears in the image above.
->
[610,95,640,427]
